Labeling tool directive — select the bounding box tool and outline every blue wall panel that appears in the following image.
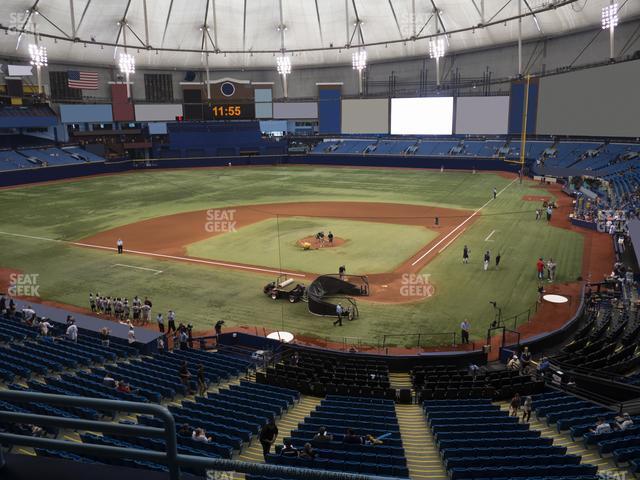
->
[508,80,539,135]
[318,89,341,134]
[59,104,113,124]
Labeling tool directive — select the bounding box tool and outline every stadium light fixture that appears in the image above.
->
[429,37,445,87]
[352,50,367,72]
[601,3,619,29]
[28,43,47,67]
[118,53,135,99]
[276,55,291,98]
[276,55,291,76]
[118,52,136,75]
[352,49,367,95]
[28,43,47,95]
[602,2,619,59]
[429,37,445,59]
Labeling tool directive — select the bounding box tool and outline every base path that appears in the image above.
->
[81,201,477,303]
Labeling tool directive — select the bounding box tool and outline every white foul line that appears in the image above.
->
[0,230,306,278]
[438,228,466,254]
[484,230,496,242]
[411,177,518,267]
[113,263,163,275]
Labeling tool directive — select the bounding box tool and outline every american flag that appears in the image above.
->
[67,70,99,90]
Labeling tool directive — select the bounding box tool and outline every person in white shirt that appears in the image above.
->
[591,418,612,435]
[192,428,211,443]
[40,319,53,336]
[117,238,124,254]
[66,322,78,342]
[127,326,136,345]
[22,307,36,324]
[616,413,634,431]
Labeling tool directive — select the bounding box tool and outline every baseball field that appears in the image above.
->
[0,165,589,347]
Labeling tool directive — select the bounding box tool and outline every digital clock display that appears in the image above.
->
[211,103,255,119]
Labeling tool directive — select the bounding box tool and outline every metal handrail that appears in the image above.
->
[0,390,395,480]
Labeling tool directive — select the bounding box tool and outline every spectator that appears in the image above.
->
[116,380,133,394]
[520,346,532,371]
[178,328,189,350]
[197,364,207,396]
[616,413,634,431]
[0,294,6,314]
[259,419,279,459]
[22,306,36,325]
[590,417,612,435]
[66,320,78,342]
[312,427,333,443]
[522,396,533,423]
[192,428,211,443]
[509,393,521,417]
[100,327,111,347]
[507,354,521,371]
[280,439,298,457]
[343,428,362,444]
[179,361,192,395]
[177,423,192,437]
[39,318,53,337]
[537,357,550,376]
[299,442,316,460]
[468,363,480,377]
[103,375,117,388]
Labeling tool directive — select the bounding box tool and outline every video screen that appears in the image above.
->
[390,97,453,135]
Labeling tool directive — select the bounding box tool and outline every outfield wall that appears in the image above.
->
[0,153,522,188]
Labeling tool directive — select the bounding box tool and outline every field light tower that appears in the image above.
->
[118,52,135,99]
[352,49,367,95]
[28,43,47,94]
[276,55,291,98]
[602,2,619,60]
[429,37,445,87]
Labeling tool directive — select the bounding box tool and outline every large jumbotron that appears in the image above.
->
[1,1,640,479]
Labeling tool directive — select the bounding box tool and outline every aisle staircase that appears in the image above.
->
[391,373,447,480]
[395,403,447,480]
[498,402,629,479]
[235,394,322,463]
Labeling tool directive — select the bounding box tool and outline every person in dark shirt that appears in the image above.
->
[280,439,298,457]
[177,423,192,437]
[312,426,333,443]
[179,361,192,395]
[343,428,363,444]
[197,364,206,396]
[259,419,279,459]
[299,442,316,460]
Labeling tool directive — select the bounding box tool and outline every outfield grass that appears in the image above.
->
[186,216,437,274]
[0,167,584,346]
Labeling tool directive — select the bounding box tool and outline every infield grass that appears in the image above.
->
[186,216,437,274]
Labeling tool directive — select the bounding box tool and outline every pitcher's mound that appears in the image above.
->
[298,236,346,250]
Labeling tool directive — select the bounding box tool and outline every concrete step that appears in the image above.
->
[497,401,630,479]
[235,395,322,465]
[396,403,447,480]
